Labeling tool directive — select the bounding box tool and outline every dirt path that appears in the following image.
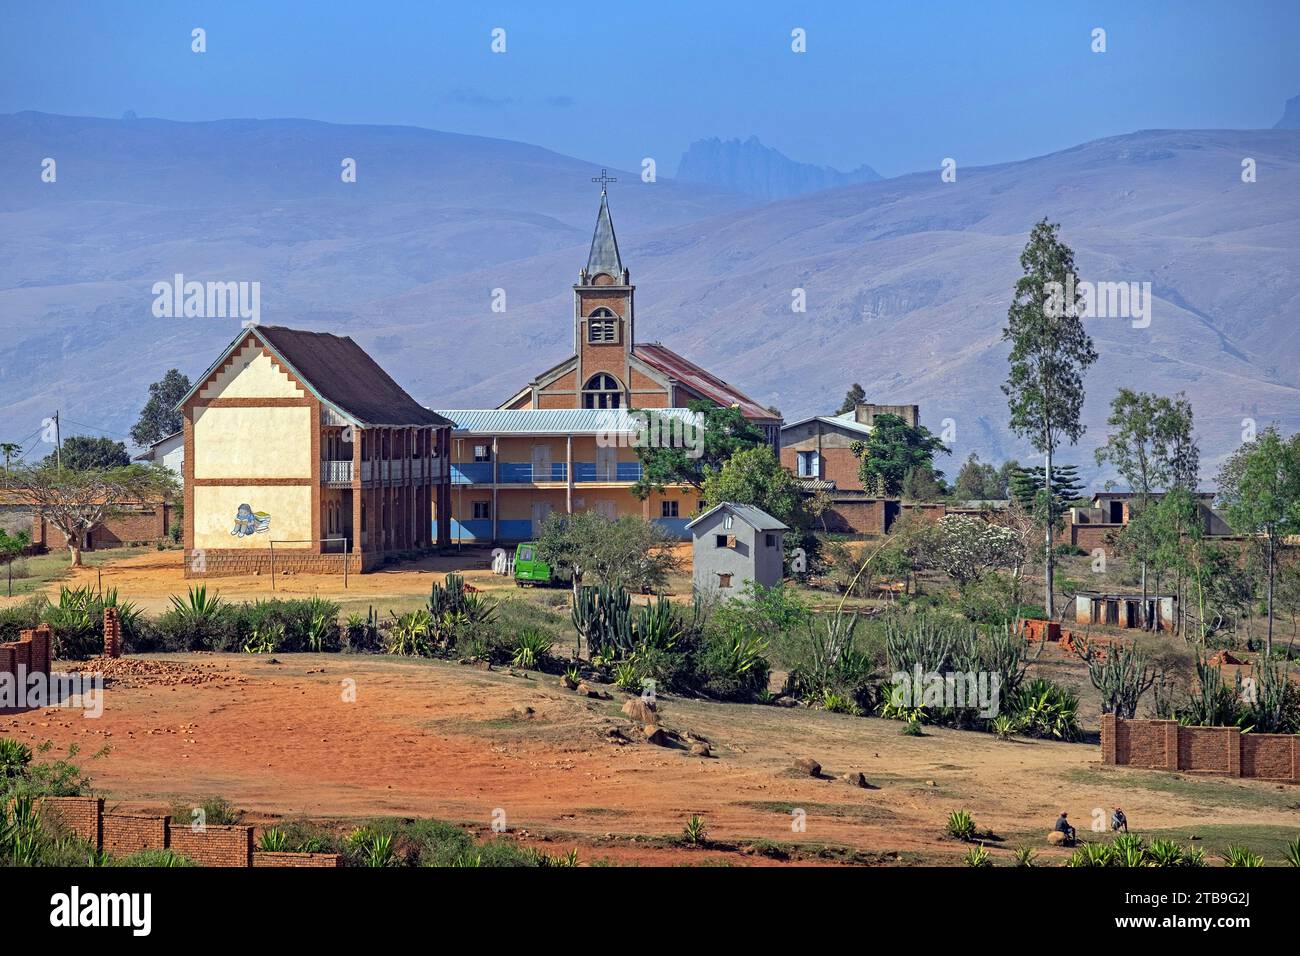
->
[6,652,1296,865]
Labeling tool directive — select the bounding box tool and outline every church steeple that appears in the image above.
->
[584,186,624,280]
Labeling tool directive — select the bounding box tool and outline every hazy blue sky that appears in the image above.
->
[3,1,1297,177]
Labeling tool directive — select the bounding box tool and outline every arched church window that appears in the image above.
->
[587,308,618,344]
[582,373,622,409]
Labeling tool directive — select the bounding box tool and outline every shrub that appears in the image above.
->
[259,828,290,852]
[1012,846,1036,867]
[1284,836,1300,868]
[682,814,708,846]
[962,844,992,867]
[510,630,553,670]
[1221,845,1263,867]
[0,739,33,779]
[945,810,976,842]
[1009,678,1080,741]
[1066,843,1115,867]
[343,607,382,653]
[113,849,195,867]
[386,609,433,657]
[170,795,243,827]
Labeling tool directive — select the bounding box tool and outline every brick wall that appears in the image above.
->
[40,796,104,846]
[252,851,343,867]
[1071,523,1120,555]
[1101,715,1298,783]
[1,625,51,711]
[34,504,173,551]
[184,549,366,578]
[103,813,170,855]
[170,823,253,867]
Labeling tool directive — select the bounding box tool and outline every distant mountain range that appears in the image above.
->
[1,110,1297,488]
[1276,94,1300,129]
[677,136,881,200]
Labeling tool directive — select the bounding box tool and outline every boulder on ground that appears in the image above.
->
[645,725,670,746]
[794,758,822,776]
[560,674,578,690]
[576,682,608,699]
[842,771,868,788]
[690,742,712,758]
[622,697,659,724]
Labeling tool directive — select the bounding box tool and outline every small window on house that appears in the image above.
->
[715,534,728,548]
[661,501,679,518]
[724,514,734,530]
[717,573,733,589]
[797,451,820,478]
[765,533,776,548]
[474,444,492,462]
[473,501,491,519]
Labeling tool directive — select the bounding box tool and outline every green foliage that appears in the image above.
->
[131,368,191,447]
[700,444,805,529]
[42,435,131,470]
[950,453,1018,501]
[1221,845,1264,867]
[537,511,679,594]
[946,810,977,842]
[258,828,290,852]
[344,607,382,653]
[1066,843,1114,867]
[835,383,866,416]
[962,844,992,867]
[1078,638,1156,719]
[1284,836,1300,868]
[387,609,434,657]
[112,849,196,867]
[682,814,708,846]
[572,583,635,659]
[1010,678,1080,741]
[848,414,950,498]
[510,630,553,670]
[630,400,766,496]
[1012,846,1037,867]
[38,585,144,659]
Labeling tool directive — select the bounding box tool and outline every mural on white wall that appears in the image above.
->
[231,503,271,537]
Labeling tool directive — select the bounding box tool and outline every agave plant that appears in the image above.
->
[243,620,283,654]
[169,584,225,623]
[1111,833,1151,868]
[1012,846,1037,867]
[1220,845,1263,867]
[1182,846,1208,868]
[1146,839,1185,867]
[511,630,553,670]
[682,814,708,846]
[962,844,993,867]
[387,609,434,657]
[613,660,641,691]
[259,828,290,852]
[945,810,977,842]
[1285,836,1300,868]
[990,714,1018,739]
[0,738,33,779]
[1066,842,1115,867]
[820,690,861,715]
[1011,678,1080,741]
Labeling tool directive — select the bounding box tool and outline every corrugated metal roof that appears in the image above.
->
[433,407,702,436]
[633,343,777,422]
[686,501,790,532]
[781,414,875,437]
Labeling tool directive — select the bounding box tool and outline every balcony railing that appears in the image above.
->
[450,461,643,485]
[322,457,447,486]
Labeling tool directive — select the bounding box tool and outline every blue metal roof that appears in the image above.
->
[433,407,702,436]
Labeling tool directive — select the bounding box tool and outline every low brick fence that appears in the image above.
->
[1101,714,1299,783]
[39,796,341,867]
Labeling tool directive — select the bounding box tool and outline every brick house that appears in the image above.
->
[439,187,779,542]
[179,326,453,576]
[1069,491,1229,557]
[780,403,930,535]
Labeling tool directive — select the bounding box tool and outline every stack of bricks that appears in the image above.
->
[37,796,342,866]
[103,606,122,658]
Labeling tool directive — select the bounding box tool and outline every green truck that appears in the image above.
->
[513,541,562,587]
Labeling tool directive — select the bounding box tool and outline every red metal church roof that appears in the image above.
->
[634,343,776,421]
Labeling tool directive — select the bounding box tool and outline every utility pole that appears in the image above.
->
[54,410,62,470]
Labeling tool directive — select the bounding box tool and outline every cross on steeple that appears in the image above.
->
[591,168,617,192]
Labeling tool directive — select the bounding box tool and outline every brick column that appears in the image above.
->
[1165,721,1180,772]
[1225,726,1242,777]
[1100,714,1117,765]
[103,607,122,658]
